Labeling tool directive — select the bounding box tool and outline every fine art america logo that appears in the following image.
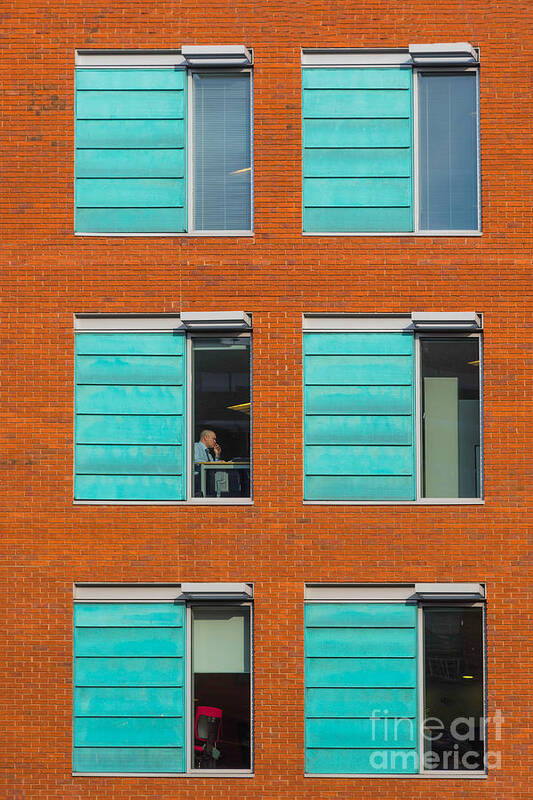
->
[368,709,503,771]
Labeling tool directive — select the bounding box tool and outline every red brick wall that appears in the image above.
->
[2,1,532,798]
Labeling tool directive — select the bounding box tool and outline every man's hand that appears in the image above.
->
[213,442,222,459]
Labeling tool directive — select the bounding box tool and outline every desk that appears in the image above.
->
[199,462,251,498]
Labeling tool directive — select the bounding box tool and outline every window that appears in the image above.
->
[73,583,253,775]
[304,583,486,776]
[75,48,253,235]
[302,44,480,234]
[303,313,482,502]
[74,313,252,503]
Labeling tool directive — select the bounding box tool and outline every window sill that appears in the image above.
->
[302,231,482,237]
[73,771,255,778]
[303,499,484,506]
[73,499,254,506]
[74,231,255,238]
[305,772,487,779]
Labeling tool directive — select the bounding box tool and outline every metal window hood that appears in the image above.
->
[181,45,252,67]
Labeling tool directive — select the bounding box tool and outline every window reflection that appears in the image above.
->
[421,337,481,497]
[424,607,484,771]
[192,337,251,498]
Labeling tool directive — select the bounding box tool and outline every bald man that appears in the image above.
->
[194,429,222,463]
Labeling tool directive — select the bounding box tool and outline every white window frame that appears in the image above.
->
[73,314,253,506]
[73,583,254,778]
[187,67,254,236]
[301,48,481,237]
[185,600,254,775]
[74,51,254,237]
[302,314,484,505]
[304,583,487,779]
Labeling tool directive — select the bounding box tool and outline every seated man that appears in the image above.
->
[194,429,222,463]
[194,429,224,497]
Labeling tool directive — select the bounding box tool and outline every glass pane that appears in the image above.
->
[424,607,484,771]
[418,72,478,230]
[192,337,251,498]
[421,338,480,498]
[192,607,251,770]
[193,72,252,231]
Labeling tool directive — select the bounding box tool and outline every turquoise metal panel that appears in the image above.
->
[76,68,186,91]
[302,67,413,232]
[75,68,187,233]
[75,717,183,747]
[307,717,416,748]
[306,602,416,629]
[306,748,417,774]
[75,687,183,717]
[75,445,182,475]
[75,602,184,627]
[307,657,416,688]
[305,385,412,415]
[303,89,411,118]
[304,445,413,476]
[75,207,186,233]
[76,355,183,385]
[303,333,415,500]
[76,415,182,445]
[304,602,419,774]
[76,178,184,208]
[76,120,185,149]
[75,627,185,656]
[74,330,186,501]
[304,148,411,178]
[306,687,416,717]
[76,149,185,178]
[306,626,416,657]
[304,333,413,356]
[73,747,184,773]
[305,415,412,445]
[304,206,412,233]
[77,90,184,119]
[76,332,185,356]
[305,475,414,500]
[76,385,184,415]
[304,178,410,208]
[74,475,184,501]
[73,601,186,773]
[75,657,184,687]
[303,67,411,90]
[304,118,411,148]
[305,355,412,385]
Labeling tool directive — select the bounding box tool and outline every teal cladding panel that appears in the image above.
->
[75,687,183,717]
[303,68,413,232]
[73,747,184,773]
[303,67,411,90]
[73,601,186,773]
[75,332,186,501]
[305,602,418,775]
[303,332,415,500]
[75,68,186,233]
[76,149,185,178]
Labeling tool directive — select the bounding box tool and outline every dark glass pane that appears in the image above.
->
[192,607,251,770]
[193,73,252,230]
[424,607,484,771]
[418,72,478,230]
[192,337,251,498]
[421,338,480,497]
